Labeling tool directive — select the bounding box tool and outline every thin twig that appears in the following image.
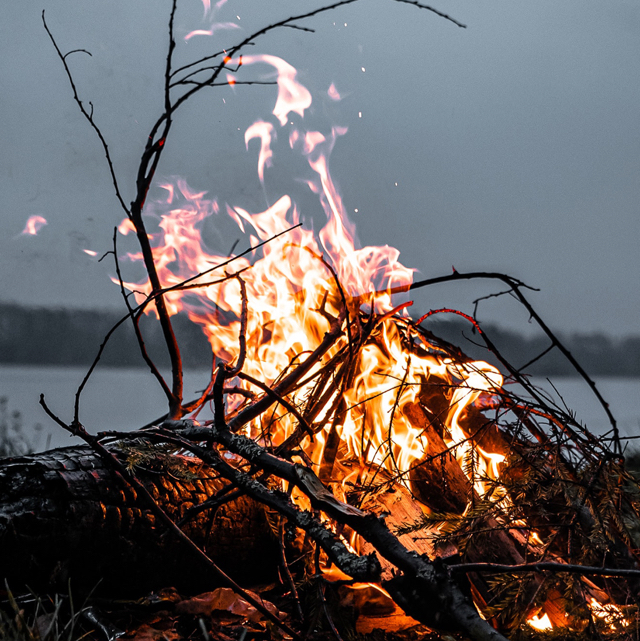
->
[42,12,130,218]
[279,520,305,622]
[450,561,640,579]
[392,0,467,28]
[227,273,248,377]
[238,372,315,442]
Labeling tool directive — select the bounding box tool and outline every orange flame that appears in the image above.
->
[527,612,552,631]
[118,218,136,236]
[588,598,630,631]
[117,52,506,499]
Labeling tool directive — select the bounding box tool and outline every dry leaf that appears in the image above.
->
[176,588,279,624]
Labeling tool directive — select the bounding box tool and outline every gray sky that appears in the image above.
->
[1,0,638,336]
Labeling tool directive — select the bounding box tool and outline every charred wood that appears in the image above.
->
[0,445,276,596]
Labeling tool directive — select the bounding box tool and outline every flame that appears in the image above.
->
[118,218,136,236]
[588,598,629,631]
[116,50,507,500]
[185,0,239,40]
[96,27,640,631]
[529,531,544,546]
[328,83,341,101]
[114,42,640,631]
[527,613,552,631]
[21,215,48,236]
[226,55,312,126]
[526,598,631,632]
[245,120,276,184]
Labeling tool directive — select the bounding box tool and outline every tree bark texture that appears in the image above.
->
[0,445,276,596]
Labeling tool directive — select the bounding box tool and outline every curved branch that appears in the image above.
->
[392,0,467,28]
[407,270,620,453]
[42,12,130,219]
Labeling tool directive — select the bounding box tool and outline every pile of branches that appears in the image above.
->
[13,3,639,640]
[32,297,640,641]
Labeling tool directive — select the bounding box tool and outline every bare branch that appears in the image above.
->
[451,561,640,579]
[42,12,130,219]
[392,0,467,28]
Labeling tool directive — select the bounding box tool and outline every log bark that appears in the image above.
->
[0,442,511,641]
[0,445,276,596]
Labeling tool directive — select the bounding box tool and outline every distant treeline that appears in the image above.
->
[0,303,212,370]
[428,321,640,377]
[0,303,638,377]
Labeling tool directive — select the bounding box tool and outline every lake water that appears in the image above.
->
[0,365,638,453]
[0,365,214,451]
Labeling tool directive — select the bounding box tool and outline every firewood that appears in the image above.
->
[399,402,573,629]
[405,402,473,514]
[0,445,276,596]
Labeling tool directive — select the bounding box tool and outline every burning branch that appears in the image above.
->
[408,270,621,453]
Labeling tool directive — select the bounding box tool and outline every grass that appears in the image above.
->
[0,585,90,641]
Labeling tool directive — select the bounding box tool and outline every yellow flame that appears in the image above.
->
[530,531,544,545]
[119,51,505,501]
[527,613,552,631]
[588,598,629,631]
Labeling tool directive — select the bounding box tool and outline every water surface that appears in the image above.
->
[0,365,638,453]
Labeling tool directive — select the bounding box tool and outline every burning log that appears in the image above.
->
[405,401,474,514]
[0,444,275,596]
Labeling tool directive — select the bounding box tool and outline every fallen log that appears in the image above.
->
[0,444,276,596]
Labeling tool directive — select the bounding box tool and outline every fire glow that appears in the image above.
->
[118,52,504,494]
[114,49,629,632]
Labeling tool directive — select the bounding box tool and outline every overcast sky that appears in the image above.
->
[1,0,638,337]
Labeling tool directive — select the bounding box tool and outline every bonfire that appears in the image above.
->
[3,3,640,640]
